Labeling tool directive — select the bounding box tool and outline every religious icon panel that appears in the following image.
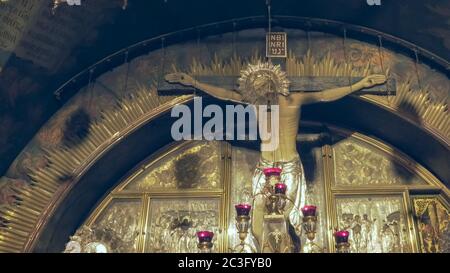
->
[335,194,413,253]
[145,197,222,253]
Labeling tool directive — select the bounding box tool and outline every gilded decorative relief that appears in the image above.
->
[145,198,220,253]
[333,138,426,186]
[124,141,222,191]
[89,199,142,252]
[413,197,450,253]
[335,196,412,253]
[228,147,259,251]
[63,225,131,253]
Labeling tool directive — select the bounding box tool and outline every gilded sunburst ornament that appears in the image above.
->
[238,62,290,105]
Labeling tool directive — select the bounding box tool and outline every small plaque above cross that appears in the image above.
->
[266,32,287,58]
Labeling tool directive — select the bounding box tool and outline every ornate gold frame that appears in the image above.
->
[328,126,446,191]
[321,125,448,252]
[327,190,418,253]
[410,194,450,253]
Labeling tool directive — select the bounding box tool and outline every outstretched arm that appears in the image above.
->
[165,73,243,102]
[293,74,387,105]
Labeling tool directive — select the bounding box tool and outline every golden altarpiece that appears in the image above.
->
[0,23,448,254]
[68,134,449,253]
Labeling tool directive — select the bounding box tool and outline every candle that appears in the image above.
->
[263,167,282,177]
[274,183,287,194]
[197,231,214,243]
[301,205,317,217]
[334,230,350,244]
[235,204,252,216]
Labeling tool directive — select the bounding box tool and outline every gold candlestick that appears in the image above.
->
[236,215,250,242]
[231,204,256,253]
[302,215,317,241]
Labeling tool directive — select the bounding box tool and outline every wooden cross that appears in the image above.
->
[158,76,396,96]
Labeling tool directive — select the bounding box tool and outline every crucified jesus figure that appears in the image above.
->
[165,66,386,251]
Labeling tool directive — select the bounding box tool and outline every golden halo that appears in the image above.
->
[238,62,290,104]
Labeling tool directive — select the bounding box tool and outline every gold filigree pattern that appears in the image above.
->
[333,138,426,186]
[413,197,450,253]
[145,198,220,253]
[336,196,412,253]
[124,141,222,191]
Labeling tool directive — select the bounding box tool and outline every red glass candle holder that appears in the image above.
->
[274,183,287,194]
[334,230,349,244]
[235,204,252,216]
[263,167,282,177]
[301,205,317,217]
[197,231,214,243]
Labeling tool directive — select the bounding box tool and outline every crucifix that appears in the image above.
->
[159,29,395,251]
[160,65,394,251]
[160,66,394,167]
